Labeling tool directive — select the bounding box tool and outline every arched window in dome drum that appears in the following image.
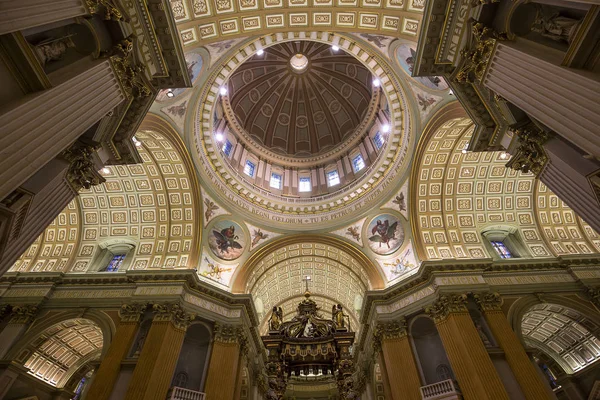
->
[373,131,385,150]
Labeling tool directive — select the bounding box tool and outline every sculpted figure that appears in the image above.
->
[532,6,581,43]
[34,35,76,66]
[268,306,283,331]
[332,304,346,329]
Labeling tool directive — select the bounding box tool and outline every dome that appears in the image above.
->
[227,41,373,157]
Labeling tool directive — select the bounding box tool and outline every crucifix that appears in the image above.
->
[302,275,311,293]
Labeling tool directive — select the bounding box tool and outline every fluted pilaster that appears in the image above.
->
[204,323,247,400]
[86,303,147,400]
[0,0,87,35]
[426,294,509,400]
[474,292,551,400]
[124,303,195,400]
[372,318,421,400]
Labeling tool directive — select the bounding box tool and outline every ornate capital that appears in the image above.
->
[213,323,245,344]
[60,142,105,192]
[455,22,507,84]
[10,304,39,324]
[119,303,147,323]
[109,39,152,99]
[474,292,502,312]
[152,303,195,330]
[425,293,468,322]
[372,318,408,353]
[505,126,549,176]
[587,287,600,308]
[85,0,124,20]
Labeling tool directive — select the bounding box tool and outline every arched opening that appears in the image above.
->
[171,322,212,392]
[410,315,455,385]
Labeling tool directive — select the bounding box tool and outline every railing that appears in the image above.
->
[420,379,461,399]
[168,387,206,400]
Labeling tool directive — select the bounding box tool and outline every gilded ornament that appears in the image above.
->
[152,303,195,330]
[587,287,600,309]
[213,323,244,343]
[455,22,507,84]
[505,126,549,175]
[108,39,152,99]
[10,304,40,324]
[473,292,502,311]
[60,142,106,192]
[119,303,147,322]
[425,293,468,322]
[85,0,124,20]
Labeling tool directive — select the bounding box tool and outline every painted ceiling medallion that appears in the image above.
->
[208,220,246,260]
[367,214,405,255]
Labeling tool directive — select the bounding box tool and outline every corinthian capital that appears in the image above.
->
[119,303,147,322]
[587,287,600,309]
[10,304,40,324]
[60,142,105,192]
[473,292,503,312]
[213,323,245,345]
[152,303,195,330]
[372,318,407,353]
[505,126,549,176]
[425,293,468,322]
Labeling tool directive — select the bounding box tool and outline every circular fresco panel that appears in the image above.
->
[396,44,449,91]
[367,214,405,255]
[208,220,246,260]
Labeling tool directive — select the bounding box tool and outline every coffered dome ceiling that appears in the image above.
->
[227,41,373,157]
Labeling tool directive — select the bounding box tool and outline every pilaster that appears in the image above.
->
[372,318,421,400]
[85,303,146,400]
[204,323,247,400]
[0,304,39,359]
[0,0,88,35]
[426,293,510,400]
[124,303,195,400]
[474,292,551,400]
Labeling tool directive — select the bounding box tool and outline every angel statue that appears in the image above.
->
[332,304,346,329]
[268,306,283,331]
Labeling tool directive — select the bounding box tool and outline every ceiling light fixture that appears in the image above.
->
[219,86,228,96]
[166,89,174,98]
[500,152,508,159]
[101,167,110,174]
[215,133,224,142]
[382,124,390,133]
[332,45,339,51]
[257,49,264,56]
[373,78,380,87]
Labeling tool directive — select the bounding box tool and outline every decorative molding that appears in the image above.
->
[425,293,468,322]
[587,287,600,309]
[9,304,40,324]
[118,303,148,322]
[213,322,244,344]
[505,126,549,176]
[152,302,196,330]
[85,0,124,20]
[60,142,105,192]
[455,22,507,84]
[473,291,502,312]
[372,318,407,353]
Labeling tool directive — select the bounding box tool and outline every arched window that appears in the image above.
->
[436,364,452,381]
[71,377,86,400]
[173,371,188,388]
[104,254,126,272]
[92,239,136,272]
[481,226,530,260]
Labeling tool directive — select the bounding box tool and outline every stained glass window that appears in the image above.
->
[244,160,255,177]
[327,170,340,187]
[541,363,559,389]
[491,241,512,259]
[299,177,311,192]
[105,254,125,272]
[222,140,233,157]
[373,131,385,150]
[352,154,365,172]
[270,173,282,189]
[72,377,86,400]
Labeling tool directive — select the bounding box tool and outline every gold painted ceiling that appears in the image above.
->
[227,41,373,156]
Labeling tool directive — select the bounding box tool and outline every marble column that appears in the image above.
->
[373,319,422,400]
[484,41,600,158]
[85,304,146,400]
[124,303,195,400]
[474,293,552,400]
[0,0,88,35]
[426,294,510,400]
[0,305,39,359]
[0,58,125,202]
[204,323,246,400]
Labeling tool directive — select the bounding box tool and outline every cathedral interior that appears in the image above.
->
[0,0,599,399]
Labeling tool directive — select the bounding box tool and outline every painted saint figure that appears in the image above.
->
[369,219,398,249]
[212,225,243,254]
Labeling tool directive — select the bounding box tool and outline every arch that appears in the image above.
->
[409,314,454,385]
[232,234,385,293]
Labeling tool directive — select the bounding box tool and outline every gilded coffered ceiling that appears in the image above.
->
[228,41,372,156]
[411,117,600,260]
[18,319,103,388]
[11,129,201,273]
[522,303,600,374]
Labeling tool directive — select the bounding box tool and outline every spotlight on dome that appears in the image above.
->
[101,167,110,174]
[257,49,264,56]
[332,45,339,51]
[166,89,174,98]
[215,132,224,142]
[449,89,454,95]
[133,137,142,147]
[373,78,381,87]
[382,124,390,133]
[219,86,228,96]
[462,148,468,154]
[500,152,508,159]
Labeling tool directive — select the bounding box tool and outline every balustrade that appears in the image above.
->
[169,387,206,400]
[420,379,462,399]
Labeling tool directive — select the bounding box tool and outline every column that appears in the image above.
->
[204,323,246,400]
[426,294,510,400]
[483,41,600,158]
[0,305,39,359]
[85,304,146,400]
[372,319,422,400]
[0,58,125,201]
[474,293,555,400]
[124,303,195,400]
[0,0,88,35]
